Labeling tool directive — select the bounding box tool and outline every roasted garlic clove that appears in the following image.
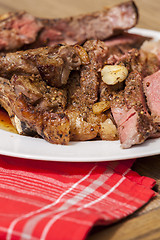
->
[101,65,128,85]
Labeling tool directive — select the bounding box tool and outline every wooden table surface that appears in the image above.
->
[0,0,160,239]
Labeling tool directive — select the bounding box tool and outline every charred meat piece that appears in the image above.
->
[13,95,70,144]
[0,44,89,87]
[0,11,42,51]
[0,76,37,135]
[0,1,138,51]
[65,40,108,141]
[67,40,108,109]
[121,71,157,148]
[66,71,102,141]
[11,74,67,111]
[0,75,69,144]
[80,40,108,107]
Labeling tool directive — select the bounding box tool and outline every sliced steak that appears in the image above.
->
[119,108,156,148]
[0,44,88,87]
[80,40,108,107]
[37,1,138,47]
[66,40,108,141]
[0,75,69,144]
[0,11,42,51]
[13,95,70,144]
[111,71,157,148]
[0,1,138,51]
[143,70,160,123]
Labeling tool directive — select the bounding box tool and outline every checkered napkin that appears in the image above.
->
[0,155,156,240]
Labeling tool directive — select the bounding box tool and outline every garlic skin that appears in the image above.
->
[101,65,128,85]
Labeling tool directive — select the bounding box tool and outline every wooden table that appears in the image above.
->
[0,0,160,239]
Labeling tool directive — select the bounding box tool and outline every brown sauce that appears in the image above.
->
[0,107,17,134]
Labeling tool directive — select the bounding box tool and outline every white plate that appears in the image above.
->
[1,28,160,162]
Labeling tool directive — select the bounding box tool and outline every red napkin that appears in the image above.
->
[0,155,155,240]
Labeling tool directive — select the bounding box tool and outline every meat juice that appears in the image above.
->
[0,107,17,133]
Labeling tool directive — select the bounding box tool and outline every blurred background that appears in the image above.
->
[0,0,159,31]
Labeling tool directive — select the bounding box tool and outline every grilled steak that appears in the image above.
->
[0,44,88,87]
[111,71,157,148]
[66,40,108,141]
[0,75,69,144]
[0,1,138,51]
[0,11,42,51]
[80,40,108,107]
[0,2,159,148]
[0,40,108,143]
[37,1,138,47]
